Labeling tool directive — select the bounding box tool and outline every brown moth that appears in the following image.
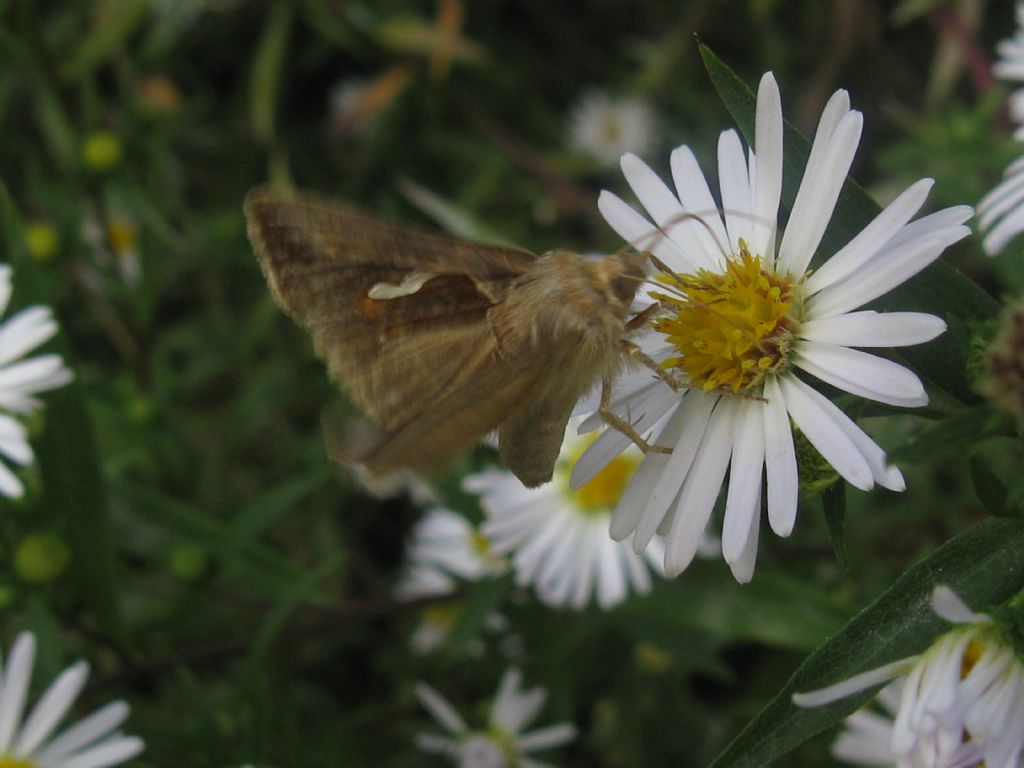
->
[244,187,672,488]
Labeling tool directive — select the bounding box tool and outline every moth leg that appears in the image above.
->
[624,302,663,332]
[620,339,680,392]
[598,375,672,455]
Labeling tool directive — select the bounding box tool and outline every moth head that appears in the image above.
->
[586,250,647,314]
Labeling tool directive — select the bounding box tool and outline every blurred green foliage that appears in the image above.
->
[0,0,1021,766]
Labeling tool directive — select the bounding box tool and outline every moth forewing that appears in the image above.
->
[245,188,650,488]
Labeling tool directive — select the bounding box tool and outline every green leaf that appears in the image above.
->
[62,0,150,80]
[708,518,1024,768]
[621,563,853,652]
[699,45,998,405]
[250,3,294,145]
[37,382,125,645]
[891,404,1001,463]
[822,483,847,570]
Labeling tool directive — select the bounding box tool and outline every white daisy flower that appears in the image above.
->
[464,424,664,611]
[415,667,576,768]
[396,507,506,600]
[794,586,1024,768]
[573,71,971,582]
[0,632,143,768]
[0,264,73,499]
[978,3,1024,254]
[568,90,656,169]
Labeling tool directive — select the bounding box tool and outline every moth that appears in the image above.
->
[244,188,674,488]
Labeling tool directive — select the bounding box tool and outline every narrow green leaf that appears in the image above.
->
[37,383,125,645]
[250,3,294,144]
[248,553,343,665]
[61,0,149,80]
[970,454,1017,519]
[708,518,1024,768]
[699,45,998,405]
[822,483,847,570]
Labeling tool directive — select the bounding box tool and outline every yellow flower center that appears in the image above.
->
[651,243,803,395]
[961,638,984,678]
[0,756,36,768]
[106,219,136,255]
[569,445,641,515]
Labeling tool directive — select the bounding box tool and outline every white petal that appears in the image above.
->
[669,145,731,267]
[0,267,12,315]
[799,310,946,348]
[32,702,130,764]
[39,735,144,768]
[779,375,874,490]
[597,191,695,271]
[777,109,863,277]
[787,374,905,491]
[621,153,719,271]
[0,632,36,751]
[792,657,917,708]
[983,202,1024,256]
[978,157,1024,228]
[717,129,753,251]
[0,307,59,367]
[763,377,799,536]
[750,72,783,257]
[722,400,765,565]
[664,399,737,576]
[805,179,934,296]
[516,723,577,752]
[795,342,928,407]
[14,661,89,755]
[727,498,761,584]
[609,403,690,542]
[414,683,467,735]
[930,585,989,624]
[0,459,25,499]
[631,392,717,552]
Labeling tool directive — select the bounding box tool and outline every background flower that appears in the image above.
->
[465,422,664,610]
[0,264,72,499]
[415,667,576,768]
[0,632,143,768]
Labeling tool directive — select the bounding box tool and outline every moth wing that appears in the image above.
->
[342,356,546,478]
[498,377,585,488]
[244,188,538,429]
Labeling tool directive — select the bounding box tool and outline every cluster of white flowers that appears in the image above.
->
[415,668,576,768]
[0,265,72,499]
[796,587,1024,768]
[979,2,1024,254]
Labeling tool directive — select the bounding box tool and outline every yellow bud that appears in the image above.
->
[82,131,123,171]
[634,641,673,673]
[24,223,60,262]
[14,533,71,584]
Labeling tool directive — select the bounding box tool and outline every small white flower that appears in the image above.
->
[979,2,1024,254]
[396,507,506,600]
[0,632,143,768]
[464,424,664,611]
[568,90,656,168]
[795,586,1024,768]
[415,668,576,768]
[0,265,72,499]
[574,71,970,582]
